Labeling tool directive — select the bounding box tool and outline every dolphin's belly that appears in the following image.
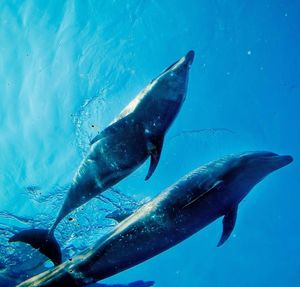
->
[74,196,217,282]
[71,175,233,283]
[91,139,148,190]
[68,126,149,207]
[135,98,182,135]
[93,140,147,180]
[76,216,176,281]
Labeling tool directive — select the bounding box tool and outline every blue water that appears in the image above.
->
[0,1,299,286]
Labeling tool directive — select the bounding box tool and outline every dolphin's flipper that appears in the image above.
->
[106,208,136,223]
[9,229,62,265]
[145,135,164,181]
[217,206,238,247]
[90,133,103,145]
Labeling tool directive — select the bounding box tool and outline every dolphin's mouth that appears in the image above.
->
[185,50,195,65]
[263,154,293,170]
[163,50,195,73]
[272,154,293,165]
[245,151,293,171]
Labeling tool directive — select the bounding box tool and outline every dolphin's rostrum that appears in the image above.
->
[9,51,195,266]
[16,151,293,287]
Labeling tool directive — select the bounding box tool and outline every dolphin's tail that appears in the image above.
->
[9,229,62,266]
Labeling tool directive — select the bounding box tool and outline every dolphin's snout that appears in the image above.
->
[241,151,293,173]
[185,50,195,65]
[162,50,195,74]
[266,154,293,171]
[276,155,293,166]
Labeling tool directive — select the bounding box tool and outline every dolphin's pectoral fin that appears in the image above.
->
[145,135,164,181]
[217,206,238,247]
[90,133,102,145]
[105,208,136,223]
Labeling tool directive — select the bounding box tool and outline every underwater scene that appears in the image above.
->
[0,1,299,286]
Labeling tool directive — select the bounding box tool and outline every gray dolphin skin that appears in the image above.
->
[9,50,195,266]
[16,151,293,287]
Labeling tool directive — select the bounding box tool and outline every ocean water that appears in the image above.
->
[0,1,299,286]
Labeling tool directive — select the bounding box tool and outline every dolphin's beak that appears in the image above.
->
[269,154,293,170]
[162,50,195,74]
[185,50,195,65]
[276,155,293,166]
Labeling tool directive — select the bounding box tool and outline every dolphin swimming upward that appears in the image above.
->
[9,50,195,265]
[16,151,292,287]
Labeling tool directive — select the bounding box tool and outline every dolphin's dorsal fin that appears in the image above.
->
[217,206,238,247]
[145,134,164,181]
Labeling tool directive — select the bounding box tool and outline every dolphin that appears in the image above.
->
[9,50,195,266]
[87,281,155,287]
[15,151,293,287]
